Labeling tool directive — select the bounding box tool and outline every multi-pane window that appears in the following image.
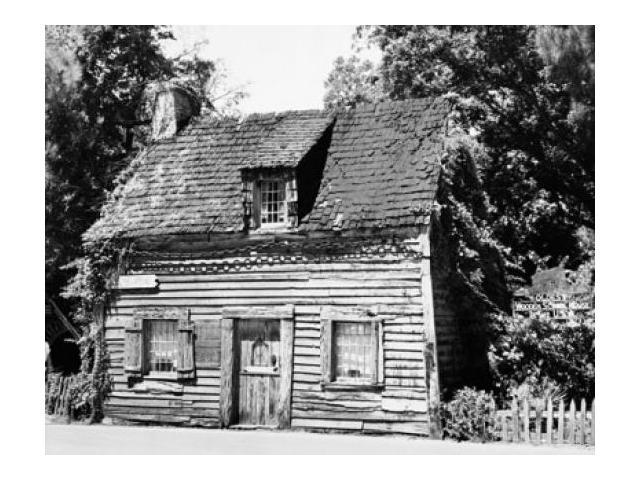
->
[332,322,375,383]
[260,180,286,226]
[144,319,178,375]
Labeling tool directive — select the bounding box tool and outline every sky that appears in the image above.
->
[163,26,380,113]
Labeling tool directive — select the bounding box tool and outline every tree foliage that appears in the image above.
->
[323,55,384,110]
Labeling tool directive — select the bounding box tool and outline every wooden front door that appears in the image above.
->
[236,319,281,426]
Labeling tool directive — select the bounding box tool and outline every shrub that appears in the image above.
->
[488,311,595,404]
[440,387,497,442]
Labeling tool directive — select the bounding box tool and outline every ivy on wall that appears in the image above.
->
[53,237,132,422]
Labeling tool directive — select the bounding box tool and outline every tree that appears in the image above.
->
[46,26,173,308]
[354,26,594,282]
[536,26,595,237]
[45,26,247,315]
[323,55,384,110]
[537,25,595,115]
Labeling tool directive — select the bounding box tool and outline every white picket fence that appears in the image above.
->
[496,398,594,445]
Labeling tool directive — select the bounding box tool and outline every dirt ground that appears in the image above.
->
[45,422,594,455]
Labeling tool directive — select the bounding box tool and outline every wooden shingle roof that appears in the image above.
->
[84,97,449,242]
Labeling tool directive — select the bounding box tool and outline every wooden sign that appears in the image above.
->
[512,291,593,320]
[116,274,158,290]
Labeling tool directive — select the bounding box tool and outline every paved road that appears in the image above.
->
[46,423,593,454]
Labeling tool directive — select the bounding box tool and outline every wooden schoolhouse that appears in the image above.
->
[84,82,497,436]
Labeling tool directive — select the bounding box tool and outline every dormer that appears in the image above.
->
[239,113,335,234]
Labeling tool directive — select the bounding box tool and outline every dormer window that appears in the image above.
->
[242,168,298,231]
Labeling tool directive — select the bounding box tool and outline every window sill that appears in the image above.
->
[321,382,385,392]
[250,226,295,235]
[197,363,220,370]
[129,379,184,395]
[143,374,178,381]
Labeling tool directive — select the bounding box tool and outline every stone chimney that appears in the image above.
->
[149,81,201,140]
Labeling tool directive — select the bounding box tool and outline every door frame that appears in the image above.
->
[219,305,294,429]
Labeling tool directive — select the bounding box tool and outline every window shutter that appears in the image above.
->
[371,320,382,384]
[376,321,384,384]
[124,317,143,380]
[252,180,261,229]
[320,317,332,384]
[286,176,298,228]
[195,319,221,368]
[242,178,254,230]
[177,313,196,380]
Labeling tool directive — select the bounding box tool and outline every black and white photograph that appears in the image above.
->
[40,23,599,455]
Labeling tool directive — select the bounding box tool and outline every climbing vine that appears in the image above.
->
[53,237,132,422]
[63,237,122,313]
[425,123,513,394]
[433,124,512,315]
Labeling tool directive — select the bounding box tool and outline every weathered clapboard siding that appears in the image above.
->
[103,258,431,434]
[431,290,464,393]
[281,261,429,435]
